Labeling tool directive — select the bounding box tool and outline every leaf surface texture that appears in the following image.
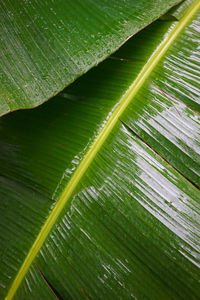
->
[0,0,182,116]
[0,1,200,299]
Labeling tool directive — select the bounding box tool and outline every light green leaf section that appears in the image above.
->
[0,1,199,299]
[0,0,182,116]
[170,0,195,19]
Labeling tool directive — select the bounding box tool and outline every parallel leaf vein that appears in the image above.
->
[6,1,200,298]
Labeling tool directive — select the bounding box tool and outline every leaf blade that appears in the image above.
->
[0,0,182,116]
[0,1,200,299]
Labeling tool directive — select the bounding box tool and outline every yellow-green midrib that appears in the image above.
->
[6,1,200,298]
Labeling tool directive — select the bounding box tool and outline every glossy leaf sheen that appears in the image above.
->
[0,2,200,299]
[0,0,182,116]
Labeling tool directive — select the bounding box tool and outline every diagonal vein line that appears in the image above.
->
[120,119,200,191]
[6,0,200,298]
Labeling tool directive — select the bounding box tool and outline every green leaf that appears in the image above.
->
[0,0,182,117]
[170,0,196,19]
[0,1,200,299]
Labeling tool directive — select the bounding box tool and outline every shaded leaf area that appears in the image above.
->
[35,265,63,300]
[0,20,173,199]
[0,5,200,300]
[0,12,199,200]
[14,264,57,300]
[16,123,200,299]
[0,0,181,116]
[0,176,55,299]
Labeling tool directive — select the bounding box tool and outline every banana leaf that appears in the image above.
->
[0,1,200,299]
[0,0,182,116]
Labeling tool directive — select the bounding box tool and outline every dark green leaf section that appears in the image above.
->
[0,5,200,300]
[0,13,199,199]
[0,21,172,199]
[0,0,181,116]
[0,176,54,299]
[17,123,200,300]
[13,264,57,300]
